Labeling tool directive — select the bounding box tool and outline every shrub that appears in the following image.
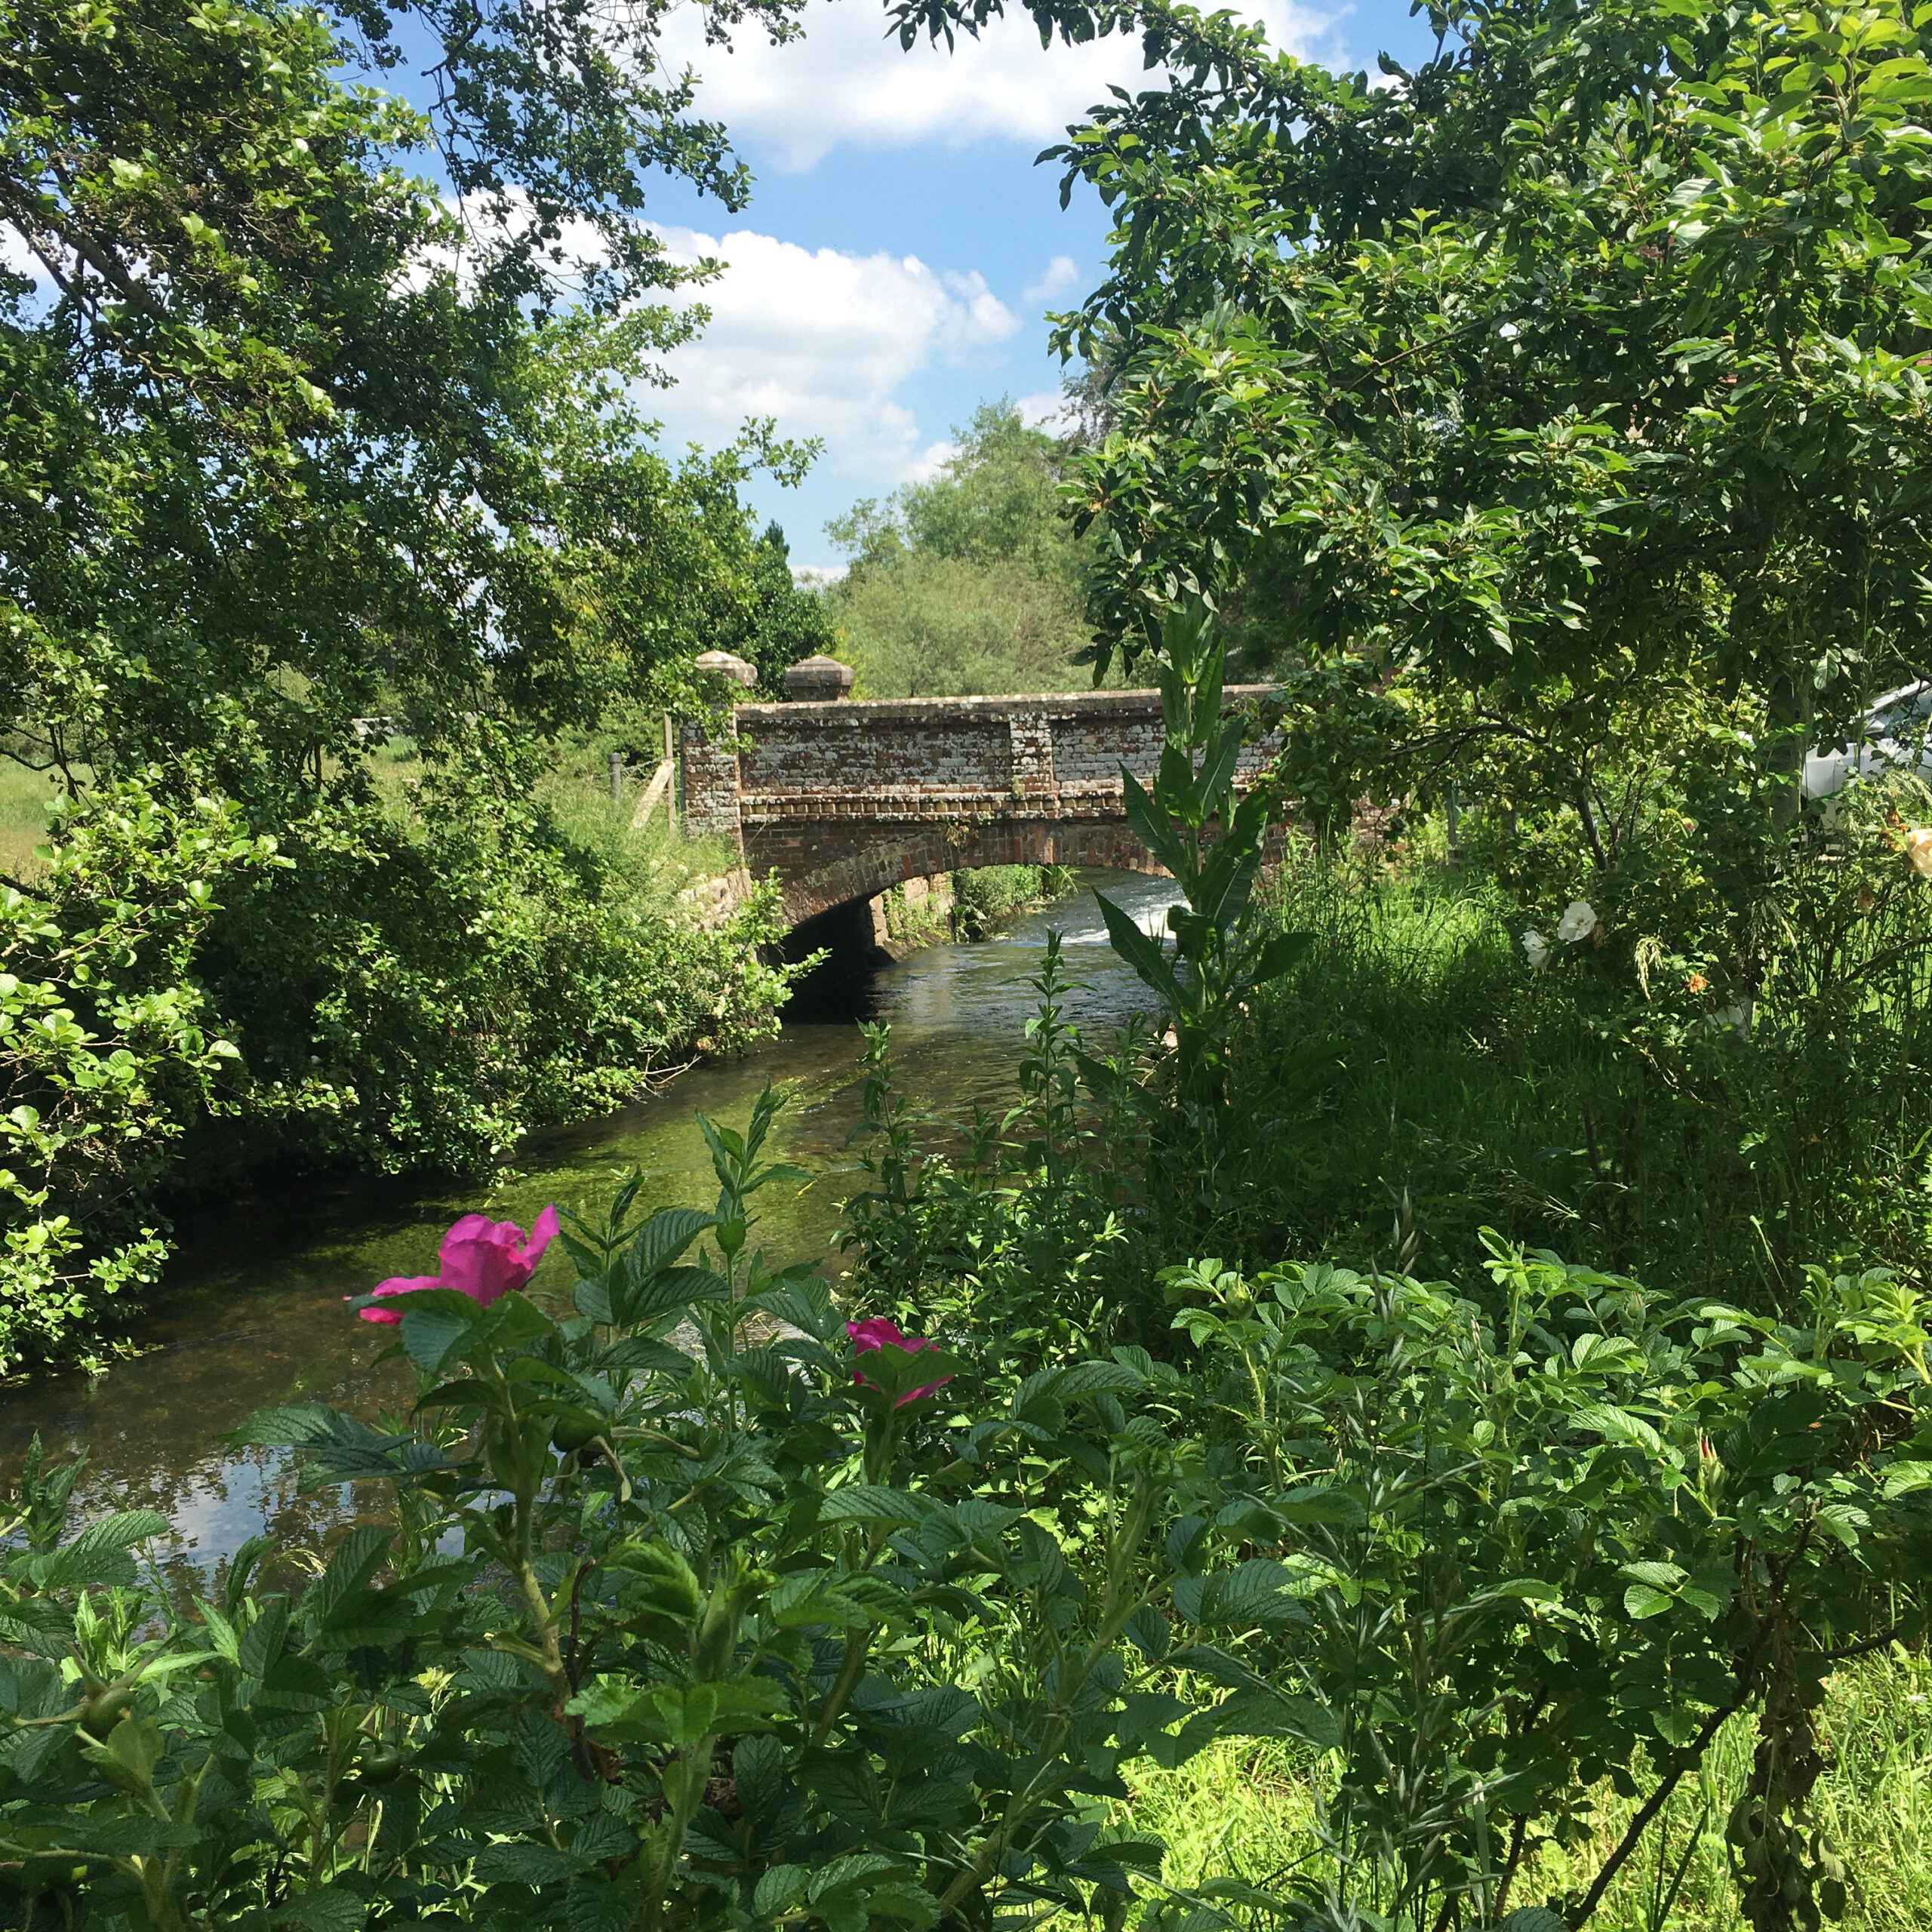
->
[1158,1244,1932,1931]
[949,865,1075,941]
[0,1093,1258,1932]
[0,780,278,1373]
[2,740,795,1371]
[198,737,795,1178]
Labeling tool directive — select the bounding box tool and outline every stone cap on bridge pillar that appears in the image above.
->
[694,649,758,688]
[783,654,855,702]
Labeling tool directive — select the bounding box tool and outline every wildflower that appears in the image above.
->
[354,1206,560,1325]
[1555,900,1598,943]
[1908,828,1932,878]
[848,1317,953,1406]
[1685,971,1708,995]
[1857,885,1878,914]
[1521,929,1550,968]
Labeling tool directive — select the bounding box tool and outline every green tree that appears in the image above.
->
[0,0,816,1364]
[826,400,1097,694]
[891,0,1932,983]
[1029,0,1932,789]
[708,521,840,698]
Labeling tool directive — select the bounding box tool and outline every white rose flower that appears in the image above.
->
[1521,929,1550,968]
[1555,900,1598,943]
[1907,828,1932,878]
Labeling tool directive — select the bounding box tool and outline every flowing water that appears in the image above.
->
[0,868,1174,1582]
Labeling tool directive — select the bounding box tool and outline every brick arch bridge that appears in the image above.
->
[681,688,1277,928]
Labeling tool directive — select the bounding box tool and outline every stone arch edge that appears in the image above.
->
[771,820,1167,928]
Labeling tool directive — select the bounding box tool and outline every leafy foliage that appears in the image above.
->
[0,1093,1260,1932]
[1158,1243,1932,1931]
[0,784,277,1371]
[827,404,1097,697]
[0,0,817,1360]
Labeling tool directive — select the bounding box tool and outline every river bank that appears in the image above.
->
[0,866,1172,1582]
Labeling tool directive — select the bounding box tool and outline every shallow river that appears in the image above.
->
[0,868,1172,1581]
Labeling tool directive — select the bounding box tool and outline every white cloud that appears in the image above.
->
[903,438,958,482]
[1023,254,1081,305]
[658,0,1340,171]
[648,224,1019,482]
[1015,389,1071,431]
[1,224,40,280]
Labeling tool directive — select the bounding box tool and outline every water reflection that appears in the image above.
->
[0,868,1177,1569]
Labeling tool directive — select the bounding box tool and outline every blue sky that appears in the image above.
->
[626,0,1445,571]
[0,1,1448,572]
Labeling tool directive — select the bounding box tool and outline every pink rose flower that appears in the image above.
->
[847,1316,953,1406]
[354,1206,560,1325]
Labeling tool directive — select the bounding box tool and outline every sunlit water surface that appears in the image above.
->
[0,869,1174,1580]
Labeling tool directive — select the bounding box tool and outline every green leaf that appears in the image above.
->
[1574,1403,1665,1455]
[305,1525,392,1630]
[626,1203,715,1272]
[754,1864,808,1915]
[475,1840,577,1886]
[818,1484,929,1525]
[1249,929,1312,986]
[1499,1910,1570,1932]
[1172,1559,1309,1631]
[1096,894,1181,1013]
[61,1813,199,1856]
[82,1713,163,1793]
[1881,1460,1932,1498]
[281,1887,368,1932]
[1194,720,1243,818]
[615,1263,731,1327]
[398,1301,481,1374]
[1619,1561,1687,1590]
[1269,1484,1366,1527]
[35,1509,167,1590]
[1121,769,1190,878]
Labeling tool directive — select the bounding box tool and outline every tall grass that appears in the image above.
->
[0,757,60,880]
[1119,1653,1932,1930]
[1225,854,1932,1308]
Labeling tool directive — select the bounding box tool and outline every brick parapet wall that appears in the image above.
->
[682,687,1280,924]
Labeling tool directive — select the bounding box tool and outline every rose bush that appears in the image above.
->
[0,1089,1267,1932]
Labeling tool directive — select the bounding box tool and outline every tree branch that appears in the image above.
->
[1574,1607,1780,1926]
[1572,1697,1737,1926]
[1815,1625,1901,1667]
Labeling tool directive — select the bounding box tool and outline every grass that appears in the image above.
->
[1227,851,1932,1312]
[1120,1651,1932,1930]
[0,758,61,881]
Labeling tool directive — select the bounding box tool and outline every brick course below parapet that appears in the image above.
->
[681,688,1280,925]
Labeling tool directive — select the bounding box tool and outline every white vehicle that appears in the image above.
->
[1802,681,1932,798]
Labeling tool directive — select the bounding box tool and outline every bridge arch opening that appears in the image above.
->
[776,845,1173,1020]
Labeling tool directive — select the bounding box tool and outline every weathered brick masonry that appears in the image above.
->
[682,688,1279,927]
